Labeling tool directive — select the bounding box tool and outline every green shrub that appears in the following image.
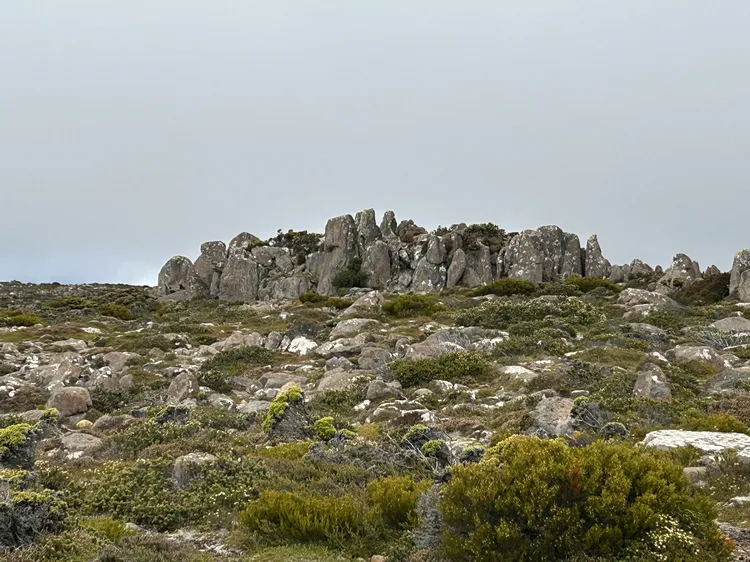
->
[299,292,353,310]
[441,436,730,561]
[0,309,42,327]
[332,258,367,290]
[263,386,304,433]
[201,346,280,378]
[681,412,749,434]
[382,294,445,317]
[462,223,508,252]
[98,304,136,321]
[0,423,38,469]
[390,351,492,388]
[565,275,622,294]
[673,272,730,305]
[455,297,603,329]
[470,278,537,297]
[314,417,337,441]
[366,476,429,527]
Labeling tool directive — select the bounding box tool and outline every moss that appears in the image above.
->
[263,386,304,433]
[420,439,444,457]
[0,423,34,457]
[314,417,337,441]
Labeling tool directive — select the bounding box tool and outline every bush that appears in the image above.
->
[98,304,136,321]
[673,273,730,305]
[332,258,367,291]
[441,436,730,561]
[390,351,492,388]
[299,292,353,310]
[470,278,536,298]
[565,275,622,294]
[456,297,603,329]
[201,346,280,378]
[366,476,429,527]
[681,412,749,434]
[463,223,508,253]
[314,417,337,441]
[382,294,445,317]
[0,309,42,327]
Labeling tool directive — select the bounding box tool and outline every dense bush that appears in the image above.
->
[462,223,508,252]
[564,275,622,294]
[0,309,42,327]
[98,304,136,321]
[390,351,492,388]
[332,258,367,291]
[299,292,353,310]
[382,294,445,317]
[456,297,603,329]
[470,278,536,297]
[441,436,730,561]
[673,273,730,305]
[200,346,280,378]
[680,412,750,434]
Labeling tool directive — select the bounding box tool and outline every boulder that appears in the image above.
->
[91,414,137,435]
[259,372,308,389]
[46,387,92,417]
[705,369,750,394]
[623,323,669,343]
[584,235,610,278]
[617,288,678,310]
[193,241,227,296]
[339,291,384,317]
[287,336,317,356]
[670,345,728,372]
[60,432,102,454]
[317,214,358,296]
[730,250,750,297]
[102,351,140,374]
[329,318,382,340]
[158,256,199,296]
[380,210,398,239]
[641,430,750,462]
[504,230,544,283]
[316,368,367,392]
[710,316,750,333]
[367,400,437,426]
[365,379,402,401]
[355,208,382,256]
[238,401,272,416]
[446,249,467,288]
[166,373,199,404]
[172,452,217,488]
[501,365,538,383]
[358,347,392,370]
[656,253,702,294]
[361,240,391,289]
[264,275,313,300]
[228,232,262,254]
[530,396,574,437]
[633,363,671,401]
[218,250,260,302]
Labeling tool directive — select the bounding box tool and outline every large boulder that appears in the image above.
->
[710,316,750,333]
[446,248,467,288]
[361,240,391,289]
[617,288,678,310]
[730,250,750,298]
[584,235,610,278]
[228,232,262,254]
[317,215,359,296]
[412,240,447,293]
[158,256,199,296]
[503,230,545,283]
[656,253,701,294]
[263,275,313,300]
[46,387,92,417]
[218,249,260,302]
[530,396,574,437]
[380,210,398,239]
[193,241,227,297]
[669,345,729,372]
[641,430,750,462]
[633,363,671,401]
[166,373,199,404]
[355,208,382,256]
[329,318,382,340]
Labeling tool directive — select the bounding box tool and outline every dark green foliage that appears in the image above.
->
[456,298,603,329]
[382,294,445,317]
[0,309,42,327]
[680,412,750,434]
[470,278,536,297]
[299,292,353,309]
[0,491,67,550]
[491,333,568,358]
[0,423,40,469]
[200,346,280,378]
[462,223,508,252]
[98,304,135,321]
[441,436,730,562]
[332,258,367,291]
[564,275,622,294]
[267,230,323,263]
[673,273,731,305]
[390,351,492,388]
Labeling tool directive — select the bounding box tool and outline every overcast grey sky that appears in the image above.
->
[1,2,749,285]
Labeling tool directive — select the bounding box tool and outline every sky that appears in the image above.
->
[1,2,749,285]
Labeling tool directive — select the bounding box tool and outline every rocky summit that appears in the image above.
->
[4,213,750,561]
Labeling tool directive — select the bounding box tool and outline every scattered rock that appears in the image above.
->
[633,363,671,401]
[173,452,217,488]
[46,387,92,417]
[166,373,199,404]
[641,430,750,462]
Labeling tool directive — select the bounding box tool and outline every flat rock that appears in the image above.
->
[367,400,437,426]
[316,368,368,392]
[60,432,102,454]
[329,319,382,340]
[710,316,750,333]
[641,430,750,461]
[670,345,729,371]
[502,365,538,383]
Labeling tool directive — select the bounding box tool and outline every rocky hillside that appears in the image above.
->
[4,218,750,560]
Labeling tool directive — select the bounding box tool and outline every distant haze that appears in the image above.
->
[1,2,749,285]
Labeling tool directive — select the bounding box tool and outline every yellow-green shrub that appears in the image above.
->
[470,278,536,297]
[441,436,730,562]
[564,275,622,294]
[366,476,429,527]
[382,294,445,317]
[390,351,492,388]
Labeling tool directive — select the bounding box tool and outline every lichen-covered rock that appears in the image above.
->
[641,430,750,462]
[329,318,382,340]
[584,235,610,278]
[633,363,671,401]
[504,229,545,283]
[157,256,198,296]
[263,386,313,443]
[656,253,702,294]
[193,241,227,297]
[530,396,574,437]
[172,452,217,488]
[730,249,750,298]
[0,490,66,549]
[617,288,678,310]
[367,400,437,426]
[361,240,391,289]
[355,208,382,256]
[228,232,262,254]
[166,373,199,404]
[218,250,260,302]
[45,387,92,417]
[710,316,750,333]
[669,345,729,372]
[0,423,41,469]
[317,215,358,296]
[446,248,466,288]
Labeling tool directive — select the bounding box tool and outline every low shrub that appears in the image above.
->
[673,273,730,305]
[314,417,337,441]
[390,351,492,388]
[382,294,445,317]
[455,297,603,329]
[98,304,136,321]
[564,275,622,294]
[366,475,430,527]
[470,278,536,298]
[200,346,280,378]
[462,223,508,253]
[0,309,42,327]
[441,436,730,561]
[299,292,353,310]
[680,412,749,434]
[332,258,367,291]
